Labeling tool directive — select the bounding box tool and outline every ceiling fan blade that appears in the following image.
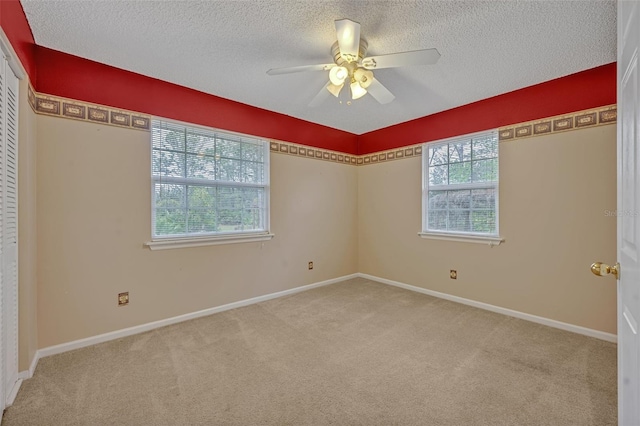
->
[309,83,331,107]
[367,78,395,104]
[267,63,335,76]
[362,48,441,70]
[335,18,361,62]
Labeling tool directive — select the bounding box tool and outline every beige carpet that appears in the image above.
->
[3,278,616,425]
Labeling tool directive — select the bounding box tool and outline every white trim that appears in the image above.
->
[0,28,26,80]
[5,378,22,406]
[37,274,358,358]
[358,273,617,343]
[418,232,504,246]
[145,233,275,250]
[15,351,41,405]
[13,350,40,405]
[17,350,40,381]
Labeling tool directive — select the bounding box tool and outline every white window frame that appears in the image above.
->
[145,119,273,250]
[419,130,504,246]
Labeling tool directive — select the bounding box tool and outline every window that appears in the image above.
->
[151,120,270,243]
[422,130,500,240]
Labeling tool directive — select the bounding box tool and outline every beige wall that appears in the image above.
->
[358,125,617,334]
[31,110,618,352]
[18,79,38,371]
[36,116,358,348]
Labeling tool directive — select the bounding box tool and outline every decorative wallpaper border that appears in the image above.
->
[269,140,425,166]
[28,85,151,131]
[269,140,426,166]
[28,86,616,167]
[269,141,359,165]
[498,105,616,141]
[356,145,424,165]
[268,104,616,166]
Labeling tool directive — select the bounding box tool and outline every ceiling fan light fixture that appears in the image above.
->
[327,82,344,97]
[350,81,367,100]
[267,18,439,107]
[354,68,374,89]
[329,66,348,85]
[335,19,361,62]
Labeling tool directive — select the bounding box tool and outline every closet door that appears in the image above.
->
[0,53,19,411]
[0,49,6,414]
[3,54,18,408]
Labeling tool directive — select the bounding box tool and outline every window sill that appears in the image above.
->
[145,233,275,251]
[418,232,504,246]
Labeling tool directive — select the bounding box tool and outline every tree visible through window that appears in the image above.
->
[422,131,499,235]
[152,120,269,238]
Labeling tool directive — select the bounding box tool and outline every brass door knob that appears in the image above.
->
[590,262,620,278]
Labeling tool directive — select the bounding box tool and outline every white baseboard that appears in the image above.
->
[16,347,42,398]
[37,273,358,359]
[19,271,615,385]
[5,378,22,406]
[358,273,617,343]
[28,350,39,378]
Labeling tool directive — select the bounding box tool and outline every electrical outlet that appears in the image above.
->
[308,261,314,270]
[450,270,457,279]
[118,292,129,306]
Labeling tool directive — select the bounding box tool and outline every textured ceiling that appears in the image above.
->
[22,1,616,135]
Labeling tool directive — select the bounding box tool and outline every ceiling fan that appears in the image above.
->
[266,18,440,106]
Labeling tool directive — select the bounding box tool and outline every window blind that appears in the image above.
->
[151,120,269,238]
[423,130,499,235]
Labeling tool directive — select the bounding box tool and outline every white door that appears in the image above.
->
[618,1,640,424]
[2,54,18,409]
[0,51,19,414]
[0,48,6,414]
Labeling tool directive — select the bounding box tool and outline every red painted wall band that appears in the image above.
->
[35,47,359,154]
[1,0,36,81]
[35,44,616,155]
[357,63,616,154]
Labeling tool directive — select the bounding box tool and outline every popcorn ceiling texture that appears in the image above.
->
[21,1,616,134]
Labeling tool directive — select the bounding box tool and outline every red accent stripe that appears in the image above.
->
[35,46,358,154]
[358,63,617,154]
[1,0,36,80]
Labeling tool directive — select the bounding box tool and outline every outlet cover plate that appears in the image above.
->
[118,292,129,306]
